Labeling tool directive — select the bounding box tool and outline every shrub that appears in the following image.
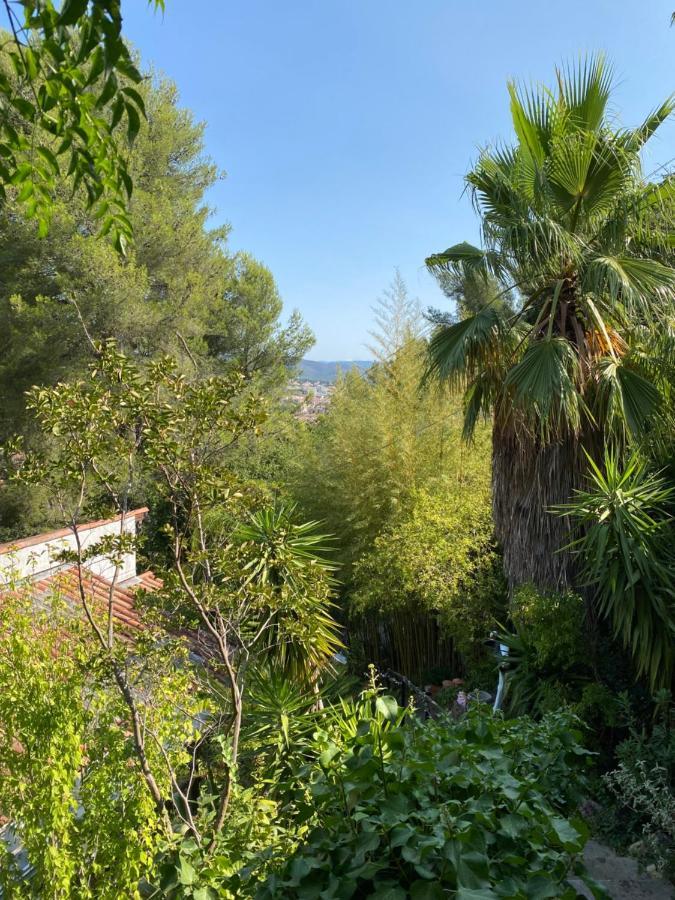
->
[559,452,675,690]
[595,693,675,878]
[258,690,593,898]
[510,584,586,671]
[351,482,506,680]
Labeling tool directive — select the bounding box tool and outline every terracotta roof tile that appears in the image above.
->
[2,566,225,674]
[135,570,164,592]
[28,566,160,639]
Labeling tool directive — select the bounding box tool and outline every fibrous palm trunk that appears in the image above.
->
[492,421,583,593]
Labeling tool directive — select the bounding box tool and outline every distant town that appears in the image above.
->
[286,379,334,422]
[287,359,373,422]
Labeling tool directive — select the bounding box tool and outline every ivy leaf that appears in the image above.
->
[193,887,216,900]
[551,817,584,852]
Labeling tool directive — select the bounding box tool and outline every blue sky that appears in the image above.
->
[122,0,675,359]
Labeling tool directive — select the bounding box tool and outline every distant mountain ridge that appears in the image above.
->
[299,359,373,383]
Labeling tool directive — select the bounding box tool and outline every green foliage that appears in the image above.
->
[286,274,499,681]
[0,581,202,899]
[205,252,314,389]
[351,480,505,676]
[488,586,588,718]
[0,68,312,455]
[594,695,675,877]
[3,340,346,883]
[0,51,313,550]
[429,269,514,324]
[559,452,675,690]
[510,584,586,671]
[289,276,477,580]
[495,628,586,720]
[258,689,593,898]
[152,785,295,900]
[0,2,165,248]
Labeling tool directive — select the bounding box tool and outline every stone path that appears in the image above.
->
[568,840,674,899]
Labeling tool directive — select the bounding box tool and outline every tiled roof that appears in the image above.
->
[30,567,158,638]
[0,508,149,555]
[134,570,164,592]
[3,564,225,672]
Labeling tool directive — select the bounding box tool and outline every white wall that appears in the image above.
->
[0,514,142,586]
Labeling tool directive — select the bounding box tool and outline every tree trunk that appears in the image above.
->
[492,421,582,593]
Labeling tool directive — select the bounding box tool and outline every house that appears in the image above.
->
[0,508,163,637]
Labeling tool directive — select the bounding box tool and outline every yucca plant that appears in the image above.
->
[241,667,322,785]
[425,56,675,590]
[235,503,343,686]
[558,452,675,690]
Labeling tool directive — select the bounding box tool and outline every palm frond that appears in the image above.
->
[497,216,582,272]
[504,337,583,436]
[584,255,675,315]
[620,94,675,152]
[596,358,662,439]
[508,80,550,165]
[423,305,503,389]
[556,54,613,132]
[549,133,632,228]
[425,241,504,281]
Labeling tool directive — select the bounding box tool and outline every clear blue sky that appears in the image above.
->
[122,0,675,359]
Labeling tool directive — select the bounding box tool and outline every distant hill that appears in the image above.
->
[299,359,373,383]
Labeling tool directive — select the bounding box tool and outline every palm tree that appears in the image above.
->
[425,56,675,591]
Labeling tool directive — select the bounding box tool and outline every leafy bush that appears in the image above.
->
[594,693,675,878]
[510,584,586,671]
[495,627,587,720]
[351,482,505,679]
[258,689,593,898]
[0,585,202,899]
[152,785,295,900]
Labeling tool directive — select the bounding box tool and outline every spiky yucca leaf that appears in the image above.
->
[558,452,675,690]
[235,503,343,682]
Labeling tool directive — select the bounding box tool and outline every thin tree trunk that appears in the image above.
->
[492,421,581,593]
